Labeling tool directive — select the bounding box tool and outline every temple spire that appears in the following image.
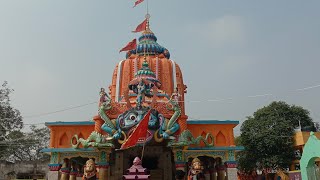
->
[146,0,149,16]
[144,13,152,34]
[146,14,149,30]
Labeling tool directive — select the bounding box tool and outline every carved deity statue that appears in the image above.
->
[82,159,96,180]
[130,157,143,169]
[188,158,205,180]
[99,87,110,107]
[136,80,146,108]
[171,87,181,104]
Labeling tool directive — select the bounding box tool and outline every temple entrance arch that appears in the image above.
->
[117,146,173,180]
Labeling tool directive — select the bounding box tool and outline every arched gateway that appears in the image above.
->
[41,17,243,180]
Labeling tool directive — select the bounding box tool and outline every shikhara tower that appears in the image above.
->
[42,14,243,180]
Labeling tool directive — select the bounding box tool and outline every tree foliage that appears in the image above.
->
[0,81,49,162]
[0,81,23,159]
[238,101,315,172]
[5,125,50,162]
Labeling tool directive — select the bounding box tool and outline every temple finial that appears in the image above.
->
[145,13,151,31]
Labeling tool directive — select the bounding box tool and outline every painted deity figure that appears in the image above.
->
[136,80,146,108]
[82,159,96,180]
[171,87,181,104]
[188,158,205,180]
[130,157,143,169]
[99,87,110,107]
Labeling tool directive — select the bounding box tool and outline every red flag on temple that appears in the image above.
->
[120,110,151,150]
[132,19,147,33]
[133,0,144,7]
[119,39,137,52]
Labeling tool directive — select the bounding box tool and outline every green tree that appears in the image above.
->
[6,125,50,162]
[0,81,23,160]
[0,81,49,162]
[238,101,315,172]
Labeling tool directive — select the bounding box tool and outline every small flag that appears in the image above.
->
[119,39,137,52]
[132,19,147,33]
[120,110,151,149]
[133,0,144,8]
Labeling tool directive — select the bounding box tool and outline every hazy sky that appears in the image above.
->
[1,1,319,135]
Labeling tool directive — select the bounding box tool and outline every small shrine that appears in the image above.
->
[42,12,244,180]
[123,157,150,180]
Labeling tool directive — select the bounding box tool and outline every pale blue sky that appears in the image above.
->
[1,1,319,135]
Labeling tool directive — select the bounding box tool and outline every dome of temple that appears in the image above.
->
[126,25,170,59]
[108,21,188,132]
[110,55,186,108]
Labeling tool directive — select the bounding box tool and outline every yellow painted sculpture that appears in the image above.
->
[82,159,96,180]
[188,158,205,180]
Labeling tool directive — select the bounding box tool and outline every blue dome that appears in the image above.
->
[126,30,170,59]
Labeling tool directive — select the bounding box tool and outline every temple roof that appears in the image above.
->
[129,60,161,88]
[134,60,156,78]
[127,18,170,59]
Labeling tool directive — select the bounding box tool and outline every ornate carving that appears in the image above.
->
[184,151,226,160]
[225,161,237,168]
[99,151,108,163]
[228,150,235,161]
[168,129,214,147]
[50,152,59,164]
[71,131,113,149]
[176,151,183,161]
[48,164,61,171]
[107,102,128,117]
[60,152,100,160]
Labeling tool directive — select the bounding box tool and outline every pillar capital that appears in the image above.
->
[224,161,237,168]
[48,163,61,171]
[225,161,238,180]
[175,161,186,170]
[96,162,109,180]
[70,169,78,176]
[60,167,70,174]
[96,162,109,169]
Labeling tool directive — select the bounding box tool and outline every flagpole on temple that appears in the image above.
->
[141,132,147,161]
[146,0,149,15]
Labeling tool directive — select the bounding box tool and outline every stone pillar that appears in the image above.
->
[48,164,62,180]
[69,162,77,180]
[97,163,109,180]
[215,157,226,180]
[69,171,77,180]
[210,168,217,180]
[114,151,124,179]
[173,148,186,180]
[96,150,111,180]
[204,169,211,180]
[225,161,237,180]
[216,167,226,180]
[60,158,70,180]
[76,173,83,180]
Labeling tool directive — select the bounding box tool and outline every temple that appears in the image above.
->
[42,16,244,180]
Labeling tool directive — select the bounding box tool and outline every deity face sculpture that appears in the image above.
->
[84,159,95,173]
[193,161,201,170]
[190,157,203,175]
[118,109,141,130]
[117,107,161,130]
